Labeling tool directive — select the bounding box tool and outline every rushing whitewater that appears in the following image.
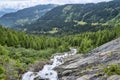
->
[22,48,77,80]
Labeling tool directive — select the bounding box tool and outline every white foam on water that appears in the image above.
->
[22,48,77,80]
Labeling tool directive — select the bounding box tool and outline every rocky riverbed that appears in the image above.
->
[55,38,120,80]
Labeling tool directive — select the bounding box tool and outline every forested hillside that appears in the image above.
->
[0,26,69,51]
[63,25,120,53]
[0,4,57,27]
[19,0,120,35]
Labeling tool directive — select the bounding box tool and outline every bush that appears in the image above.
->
[104,64,120,76]
[0,45,9,55]
[0,67,5,79]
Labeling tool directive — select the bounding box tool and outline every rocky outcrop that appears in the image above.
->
[55,38,120,80]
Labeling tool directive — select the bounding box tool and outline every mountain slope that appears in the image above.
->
[0,4,57,27]
[22,0,120,35]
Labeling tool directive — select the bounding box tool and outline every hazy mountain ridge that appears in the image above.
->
[0,8,17,17]
[0,4,57,27]
[0,11,6,17]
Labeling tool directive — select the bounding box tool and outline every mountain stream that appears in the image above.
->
[22,48,77,80]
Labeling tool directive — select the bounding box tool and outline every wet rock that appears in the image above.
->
[61,76,77,80]
[62,70,73,76]
[77,75,94,80]
[107,75,120,80]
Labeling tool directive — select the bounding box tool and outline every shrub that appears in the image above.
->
[104,64,120,76]
[0,67,5,79]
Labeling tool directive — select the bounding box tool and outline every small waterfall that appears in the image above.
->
[22,48,77,80]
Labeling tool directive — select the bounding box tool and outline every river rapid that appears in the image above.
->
[22,48,77,80]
